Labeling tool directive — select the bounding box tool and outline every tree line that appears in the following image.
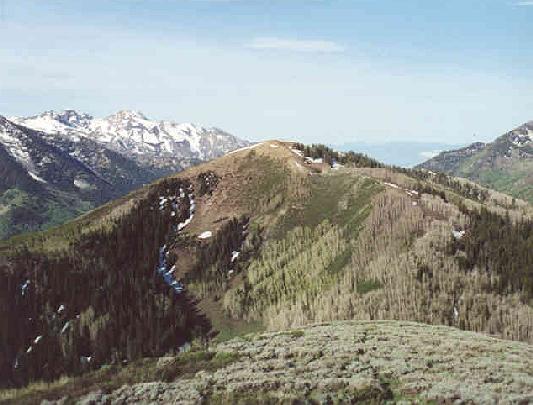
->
[292,143,383,168]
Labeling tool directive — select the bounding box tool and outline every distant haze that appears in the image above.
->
[336,142,465,168]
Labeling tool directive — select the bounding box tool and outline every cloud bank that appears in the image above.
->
[246,37,345,53]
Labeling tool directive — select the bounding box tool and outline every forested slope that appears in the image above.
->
[0,140,531,391]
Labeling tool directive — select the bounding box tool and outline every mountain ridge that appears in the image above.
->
[11,109,249,172]
[417,120,533,203]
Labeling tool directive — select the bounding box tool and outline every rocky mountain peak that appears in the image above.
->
[0,114,10,127]
[37,109,93,127]
[106,110,149,122]
[9,109,249,169]
[505,122,532,147]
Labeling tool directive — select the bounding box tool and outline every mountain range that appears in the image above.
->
[418,120,533,203]
[0,141,531,401]
[0,110,248,239]
[10,110,248,171]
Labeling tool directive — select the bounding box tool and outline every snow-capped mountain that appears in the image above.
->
[0,115,110,193]
[2,114,164,189]
[0,115,115,238]
[12,109,249,172]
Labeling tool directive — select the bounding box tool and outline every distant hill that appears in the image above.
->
[0,111,248,239]
[418,121,533,203]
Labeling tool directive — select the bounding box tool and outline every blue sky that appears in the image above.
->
[0,0,532,144]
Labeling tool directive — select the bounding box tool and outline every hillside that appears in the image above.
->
[0,111,248,239]
[417,121,533,203]
[0,141,531,392]
[2,320,532,404]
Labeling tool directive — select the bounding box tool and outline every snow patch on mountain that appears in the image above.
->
[198,231,212,239]
[28,171,47,183]
[509,131,532,147]
[0,118,33,168]
[73,178,92,190]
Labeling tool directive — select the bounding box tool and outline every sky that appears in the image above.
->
[0,0,532,145]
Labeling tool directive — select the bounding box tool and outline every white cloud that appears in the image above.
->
[515,1,533,5]
[246,37,344,53]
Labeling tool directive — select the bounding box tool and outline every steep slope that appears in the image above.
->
[3,321,531,404]
[0,141,531,391]
[418,121,533,203]
[12,109,250,172]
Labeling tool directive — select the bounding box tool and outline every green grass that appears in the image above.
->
[0,188,94,243]
[213,320,265,343]
[238,154,290,212]
[0,188,37,239]
[454,145,533,204]
[279,329,305,338]
[476,167,533,204]
[356,279,383,295]
[325,248,353,275]
[273,172,381,238]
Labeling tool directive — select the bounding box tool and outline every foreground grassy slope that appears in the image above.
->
[3,320,531,404]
